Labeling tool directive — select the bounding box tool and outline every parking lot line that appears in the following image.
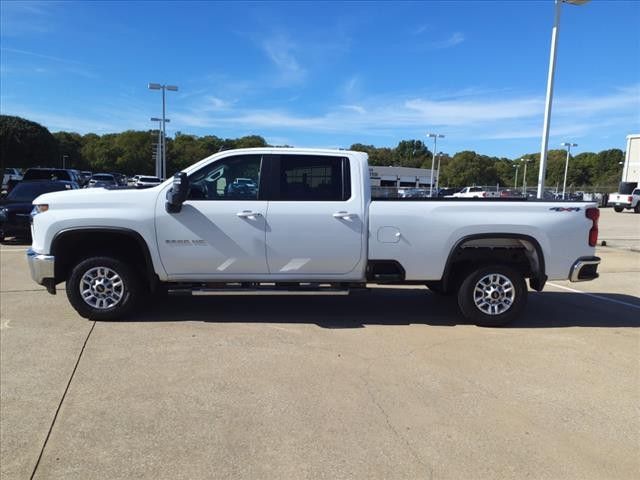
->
[546,282,640,310]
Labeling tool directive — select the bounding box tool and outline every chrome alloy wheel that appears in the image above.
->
[473,273,515,315]
[79,266,125,309]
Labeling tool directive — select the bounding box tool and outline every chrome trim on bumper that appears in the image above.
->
[570,256,600,282]
[26,248,55,285]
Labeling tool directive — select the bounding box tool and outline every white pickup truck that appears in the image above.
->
[609,188,640,213]
[27,148,601,326]
[448,186,499,198]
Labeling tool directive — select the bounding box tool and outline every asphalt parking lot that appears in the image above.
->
[1,208,639,480]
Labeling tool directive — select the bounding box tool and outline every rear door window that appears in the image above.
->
[273,155,350,201]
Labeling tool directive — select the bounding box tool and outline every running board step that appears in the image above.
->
[168,288,350,296]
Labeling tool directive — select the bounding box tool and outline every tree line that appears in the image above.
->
[1,114,625,189]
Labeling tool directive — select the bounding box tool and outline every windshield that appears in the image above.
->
[24,169,72,182]
[7,182,68,202]
[92,174,114,181]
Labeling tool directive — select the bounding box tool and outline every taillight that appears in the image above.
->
[482,192,487,198]
[586,207,599,247]
[628,196,633,203]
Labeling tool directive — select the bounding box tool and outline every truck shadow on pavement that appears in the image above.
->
[129,288,640,329]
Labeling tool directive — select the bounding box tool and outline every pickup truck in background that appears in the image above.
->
[609,188,640,213]
[448,186,499,198]
[27,148,601,326]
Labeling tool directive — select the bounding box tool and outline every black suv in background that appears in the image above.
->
[0,180,77,241]
[22,168,81,187]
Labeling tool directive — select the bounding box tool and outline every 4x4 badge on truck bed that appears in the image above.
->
[549,207,581,212]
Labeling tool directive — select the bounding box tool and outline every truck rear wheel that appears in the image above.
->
[67,256,140,320]
[457,264,527,327]
[614,206,624,213]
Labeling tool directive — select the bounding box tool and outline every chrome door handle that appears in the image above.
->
[333,211,354,220]
[237,210,262,218]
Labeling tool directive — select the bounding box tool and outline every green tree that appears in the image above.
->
[53,131,86,170]
[393,139,431,168]
[0,115,59,169]
[440,151,499,187]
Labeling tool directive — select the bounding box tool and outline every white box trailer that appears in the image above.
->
[621,134,640,184]
[609,134,640,213]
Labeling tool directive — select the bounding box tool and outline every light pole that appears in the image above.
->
[435,151,444,192]
[427,133,444,196]
[561,142,577,199]
[151,117,170,178]
[62,154,68,169]
[536,0,589,199]
[522,158,532,196]
[512,163,520,189]
[148,83,178,179]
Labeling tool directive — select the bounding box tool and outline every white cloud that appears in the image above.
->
[424,32,465,50]
[261,35,306,85]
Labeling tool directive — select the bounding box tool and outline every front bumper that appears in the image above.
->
[26,248,56,293]
[569,256,600,282]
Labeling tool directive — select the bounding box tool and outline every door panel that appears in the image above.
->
[155,201,268,277]
[264,155,363,276]
[155,154,269,278]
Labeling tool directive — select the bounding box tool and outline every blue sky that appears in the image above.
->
[1,0,639,157]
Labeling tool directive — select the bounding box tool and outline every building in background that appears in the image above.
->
[369,166,436,188]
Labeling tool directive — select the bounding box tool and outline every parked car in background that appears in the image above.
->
[23,168,78,185]
[2,168,23,191]
[398,187,429,198]
[110,172,128,186]
[79,171,93,186]
[88,174,117,188]
[0,180,77,241]
[135,176,163,188]
[436,187,459,198]
[609,188,640,213]
[129,175,141,186]
[500,189,523,198]
[448,186,499,198]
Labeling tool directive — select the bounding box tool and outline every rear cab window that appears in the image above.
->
[270,155,351,201]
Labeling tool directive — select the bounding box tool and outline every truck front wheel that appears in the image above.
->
[67,256,140,320]
[457,264,527,327]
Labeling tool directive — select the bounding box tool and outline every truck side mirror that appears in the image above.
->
[166,172,189,213]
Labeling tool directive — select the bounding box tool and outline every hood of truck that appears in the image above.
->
[32,184,164,208]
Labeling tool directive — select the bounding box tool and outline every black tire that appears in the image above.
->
[457,264,527,327]
[614,206,624,213]
[67,256,140,320]
[634,204,640,214]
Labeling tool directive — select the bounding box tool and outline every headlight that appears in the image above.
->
[30,204,49,222]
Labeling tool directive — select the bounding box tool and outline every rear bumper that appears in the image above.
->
[569,256,600,282]
[611,202,632,208]
[26,248,56,293]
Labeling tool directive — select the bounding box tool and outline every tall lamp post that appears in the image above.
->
[148,83,178,179]
[427,133,444,196]
[522,158,532,196]
[151,117,170,178]
[561,142,577,199]
[512,163,520,189]
[435,151,444,192]
[536,0,589,199]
